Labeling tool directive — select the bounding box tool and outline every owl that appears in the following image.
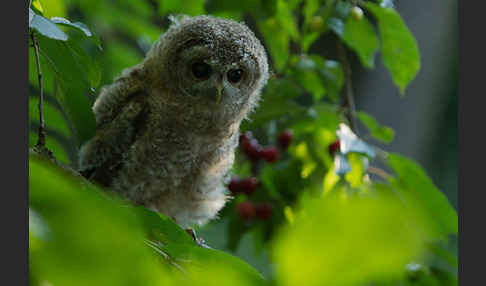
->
[78,15,269,229]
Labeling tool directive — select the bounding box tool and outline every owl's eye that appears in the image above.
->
[192,62,212,79]
[227,69,243,84]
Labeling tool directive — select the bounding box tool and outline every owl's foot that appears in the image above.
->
[185,228,211,249]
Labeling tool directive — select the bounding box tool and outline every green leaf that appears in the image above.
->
[158,0,206,16]
[259,17,290,71]
[273,195,428,286]
[310,56,344,102]
[29,154,169,286]
[29,131,70,164]
[132,206,194,245]
[387,153,458,239]
[337,15,379,68]
[364,3,420,94]
[50,17,92,37]
[36,35,97,146]
[29,96,71,138]
[357,111,394,143]
[32,0,44,14]
[159,243,267,286]
[294,58,326,101]
[30,11,68,41]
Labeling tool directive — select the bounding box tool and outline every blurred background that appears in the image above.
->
[29,0,458,280]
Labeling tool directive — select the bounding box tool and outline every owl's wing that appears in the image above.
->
[79,91,149,187]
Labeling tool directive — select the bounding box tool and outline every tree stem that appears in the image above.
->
[30,32,47,149]
[337,41,358,134]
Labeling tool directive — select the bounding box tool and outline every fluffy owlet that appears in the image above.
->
[78,15,269,228]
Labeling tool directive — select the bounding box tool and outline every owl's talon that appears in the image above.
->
[185,228,211,249]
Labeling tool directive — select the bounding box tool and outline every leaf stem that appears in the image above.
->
[30,32,47,150]
[337,41,359,134]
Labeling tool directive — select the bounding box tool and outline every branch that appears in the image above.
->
[30,32,50,156]
[337,41,358,134]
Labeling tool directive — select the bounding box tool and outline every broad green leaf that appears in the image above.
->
[344,153,365,187]
[364,3,420,94]
[357,111,394,143]
[259,17,290,71]
[206,0,261,13]
[37,35,97,146]
[310,56,344,101]
[29,96,71,138]
[30,12,68,41]
[29,131,70,164]
[159,0,206,16]
[338,15,379,68]
[294,69,326,101]
[32,0,44,14]
[37,0,67,18]
[132,206,194,245]
[387,153,458,239]
[50,17,92,37]
[160,243,267,286]
[273,195,428,286]
[29,154,169,286]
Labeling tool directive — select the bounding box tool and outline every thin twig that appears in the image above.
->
[30,32,47,150]
[337,41,358,134]
[367,166,392,180]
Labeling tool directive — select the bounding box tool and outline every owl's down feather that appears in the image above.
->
[78,15,269,228]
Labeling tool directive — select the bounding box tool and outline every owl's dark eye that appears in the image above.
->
[227,69,243,84]
[192,62,212,79]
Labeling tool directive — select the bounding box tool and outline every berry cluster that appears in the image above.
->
[229,129,294,221]
[236,201,273,221]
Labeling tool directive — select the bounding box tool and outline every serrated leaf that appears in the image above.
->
[364,3,420,94]
[30,14,68,41]
[387,153,458,239]
[357,111,394,143]
[50,17,92,37]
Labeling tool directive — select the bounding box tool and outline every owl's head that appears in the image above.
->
[142,15,269,123]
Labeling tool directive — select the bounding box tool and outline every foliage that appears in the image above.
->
[29,1,457,286]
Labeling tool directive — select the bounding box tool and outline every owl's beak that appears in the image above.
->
[215,82,223,104]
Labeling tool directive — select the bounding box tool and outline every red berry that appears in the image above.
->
[278,129,293,149]
[239,132,251,145]
[246,139,262,161]
[328,140,341,156]
[259,147,279,163]
[236,201,255,220]
[228,177,242,194]
[255,203,273,220]
[240,177,259,195]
